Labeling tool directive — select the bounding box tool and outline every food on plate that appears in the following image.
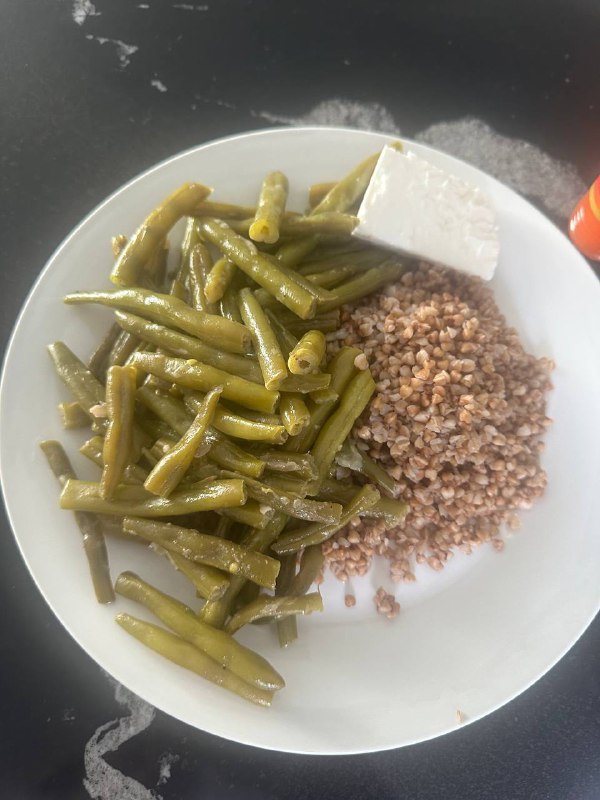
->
[42,143,552,704]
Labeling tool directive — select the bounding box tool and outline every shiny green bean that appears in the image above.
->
[275,235,320,267]
[220,500,275,529]
[40,440,114,604]
[60,479,246,517]
[279,393,310,436]
[87,322,121,381]
[317,479,409,526]
[155,547,230,601]
[204,257,236,303]
[264,309,298,359]
[58,401,89,429]
[64,288,251,355]
[279,373,331,394]
[80,436,148,485]
[115,613,274,707]
[238,288,288,391]
[101,365,137,499]
[225,593,323,634]
[184,392,287,444]
[334,440,397,497]
[249,171,289,244]
[311,152,380,215]
[48,341,105,417]
[129,352,278,414]
[279,212,358,237]
[318,263,405,313]
[287,330,326,375]
[122,517,280,589]
[259,450,317,479]
[111,183,211,287]
[188,243,217,314]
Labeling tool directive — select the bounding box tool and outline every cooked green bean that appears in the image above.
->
[58,401,89,429]
[130,352,278,414]
[178,217,199,285]
[311,152,380,215]
[334,440,397,497]
[274,553,298,647]
[220,501,274,529]
[279,373,331,394]
[114,312,262,383]
[285,311,341,338]
[249,171,289,244]
[61,479,246,517]
[188,243,217,314]
[204,257,236,303]
[279,393,310,436]
[238,288,287,391]
[197,219,317,319]
[48,341,106,416]
[290,545,325,595]
[273,484,380,554]
[308,181,336,209]
[263,474,310,496]
[137,385,193,435]
[279,212,358,237]
[64,288,251,355]
[284,346,361,453]
[309,387,338,406]
[310,369,376,489]
[318,263,405,313]
[275,235,320,267]
[111,183,211,287]
[219,284,243,323]
[80,436,148,485]
[144,387,221,497]
[40,440,114,604]
[205,430,266,479]
[184,392,287,444]
[259,450,317,478]
[108,330,141,368]
[101,365,137,499]
[115,613,274,707]
[297,247,386,275]
[199,513,287,628]
[303,266,361,289]
[288,330,326,375]
[226,593,323,634]
[264,309,298,359]
[317,479,409,526]
[156,549,229,601]
[193,200,258,220]
[116,572,284,690]
[122,517,280,589]
[88,322,121,381]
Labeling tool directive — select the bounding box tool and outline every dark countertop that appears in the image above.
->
[1,1,599,798]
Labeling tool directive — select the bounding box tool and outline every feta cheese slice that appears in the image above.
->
[353,146,499,280]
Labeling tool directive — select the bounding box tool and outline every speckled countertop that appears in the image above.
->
[1,1,599,798]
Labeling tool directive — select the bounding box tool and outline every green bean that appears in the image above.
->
[221,472,342,524]
[263,474,310,497]
[199,513,287,628]
[130,352,278,415]
[297,248,386,275]
[115,613,274,707]
[285,312,341,338]
[169,276,188,302]
[311,152,380,215]
[193,200,258,220]
[279,373,331,394]
[178,217,199,285]
[334,440,397,497]
[283,346,361,453]
[254,258,331,305]
[184,392,287,444]
[219,284,243,323]
[279,393,310,436]
[188,243,218,314]
[264,309,298,359]
[310,369,376,490]
[122,517,280,589]
[249,171,289,244]
[273,485,380,554]
[290,545,325,595]
[116,572,284,690]
[64,288,251,356]
[101,366,137,499]
[114,312,261,384]
[111,183,211,287]
[204,257,236,303]
[108,330,141,368]
[58,401,89,429]
[259,450,317,479]
[225,593,323,634]
[317,479,408,526]
[309,387,338,406]
[144,388,221,497]
[48,341,105,416]
[205,430,266,479]
[238,288,287,391]
[220,500,275,529]
[137,385,193,435]
[155,548,230,601]
[197,219,317,319]
[145,237,169,291]
[279,213,358,237]
[308,181,336,209]
[80,436,149,485]
[275,235,320,268]
[288,330,326,375]
[60,479,246,517]
[318,263,405,313]
[40,440,114,604]
[303,266,362,289]
[87,322,121,381]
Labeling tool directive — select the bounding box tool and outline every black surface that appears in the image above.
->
[1,1,599,798]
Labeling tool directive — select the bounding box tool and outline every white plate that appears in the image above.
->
[1,128,600,755]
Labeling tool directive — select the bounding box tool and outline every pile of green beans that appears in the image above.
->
[43,145,410,706]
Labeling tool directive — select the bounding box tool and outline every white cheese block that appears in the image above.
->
[353,146,499,280]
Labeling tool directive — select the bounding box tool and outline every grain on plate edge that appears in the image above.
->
[324,263,553,604]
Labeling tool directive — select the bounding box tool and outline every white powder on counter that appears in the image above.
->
[72,0,100,25]
[258,99,401,135]
[85,36,139,68]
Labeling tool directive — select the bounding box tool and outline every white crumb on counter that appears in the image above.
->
[72,0,100,25]
[354,146,499,280]
[151,79,168,92]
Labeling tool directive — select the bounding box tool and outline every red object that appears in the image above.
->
[569,176,600,261]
